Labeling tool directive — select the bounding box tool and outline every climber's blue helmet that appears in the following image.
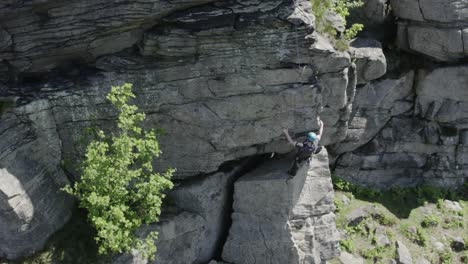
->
[307,132,317,142]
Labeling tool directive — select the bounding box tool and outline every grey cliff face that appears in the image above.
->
[0,0,347,262]
[0,100,73,259]
[222,149,339,264]
[0,0,467,262]
[392,0,468,62]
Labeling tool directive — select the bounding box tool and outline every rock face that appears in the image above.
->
[0,0,467,262]
[1,0,353,179]
[0,101,73,259]
[333,66,468,188]
[112,166,240,264]
[222,149,340,264]
[391,0,468,61]
[0,0,352,257]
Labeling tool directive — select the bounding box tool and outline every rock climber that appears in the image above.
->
[282,118,323,176]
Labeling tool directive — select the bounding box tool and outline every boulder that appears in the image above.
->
[346,208,369,226]
[222,149,340,264]
[443,200,463,212]
[349,38,387,85]
[414,257,431,264]
[395,241,412,264]
[449,236,465,252]
[375,226,391,247]
[0,100,73,259]
[338,251,364,264]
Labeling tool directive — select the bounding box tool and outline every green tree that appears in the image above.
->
[64,83,174,260]
[311,0,364,51]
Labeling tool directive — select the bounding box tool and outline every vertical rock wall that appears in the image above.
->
[331,0,468,188]
[0,0,349,262]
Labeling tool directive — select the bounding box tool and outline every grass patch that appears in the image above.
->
[332,177,466,218]
[330,177,467,264]
[420,214,440,228]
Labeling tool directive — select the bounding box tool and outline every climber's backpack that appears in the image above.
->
[296,141,322,162]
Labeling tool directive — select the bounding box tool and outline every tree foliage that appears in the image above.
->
[64,83,174,260]
[311,0,364,51]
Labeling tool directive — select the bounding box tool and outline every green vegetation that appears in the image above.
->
[371,208,397,226]
[331,176,468,263]
[340,239,355,253]
[408,227,427,247]
[332,176,466,217]
[310,0,364,51]
[439,250,453,264]
[64,83,174,260]
[420,214,440,228]
[360,246,386,261]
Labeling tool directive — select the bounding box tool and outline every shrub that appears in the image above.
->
[340,239,355,253]
[310,0,364,51]
[439,250,453,264]
[404,226,427,247]
[372,210,397,226]
[360,246,386,261]
[64,83,174,260]
[421,215,440,228]
[414,227,428,247]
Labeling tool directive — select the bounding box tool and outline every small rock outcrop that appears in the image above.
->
[396,241,413,264]
[338,251,364,264]
[221,149,340,264]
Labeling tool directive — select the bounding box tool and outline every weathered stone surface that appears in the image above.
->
[338,251,364,264]
[419,0,468,22]
[0,101,73,259]
[113,166,239,264]
[391,0,468,23]
[375,226,391,247]
[346,208,369,226]
[407,26,464,62]
[330,71,414,155]
[391,0,468,62]
[449,236,465,252]
[414,257,430,264]
[111,210,206,264]
[416,66,468,122]
[0,0,218,73]
[390,0,424,21]
[34,1,351,178]
[333,66,468,188]
[395,241,412,264]
[222,149,340,264]
[349,38,387,85]
[443,200,463,212]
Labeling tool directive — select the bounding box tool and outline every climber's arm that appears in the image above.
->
[282,128,300,147]
[316,119,324,141]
